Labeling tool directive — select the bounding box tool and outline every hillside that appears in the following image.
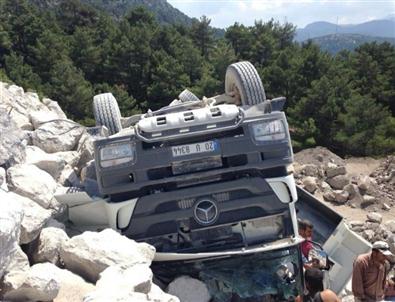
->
[296,19,395,41]
[30,0,192,25]
[28,0,225,37]
[311,33,395,54]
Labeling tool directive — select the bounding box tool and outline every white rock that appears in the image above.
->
[367,212,382,223]
[0,190,24,279]
[349,221,365,227]
[7,192,53,244]
[343,184,360,200]
[0,166,8,191]
[385,220,395,233]
[7,164,58,208]
[54,151,80,167]
[0,109,27,166]
[323,190,335,202]
[30,110,62,130]
[362,195,376,206]
[97,264,153,294]
[303,164,320,177]
[42,98,67,119]
[1,245,30,295]
[358,175,374,192]
[319,181,331,192]
[77,133,95,169]
[32,120,84,153]
[25,145,66,179]
[33,227,69,265]
[80,160,96,182]
[333,190,349,204]
[39,264,95,302]
[303,176,318,193]
[45,218,66,230]
[325,162,347,178]
[362,229,375,241]
[326,175,349,190]
[60,229,156,282]
[57,164,80,187]
[167,276,211,302]
[8,84,24,95]
[84,291,150,302]
[4,263,60,302]
[149,284,180,302]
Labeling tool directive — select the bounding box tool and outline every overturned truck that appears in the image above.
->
[56,61,370,301]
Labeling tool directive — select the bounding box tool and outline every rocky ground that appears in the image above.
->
[0,81,394,302]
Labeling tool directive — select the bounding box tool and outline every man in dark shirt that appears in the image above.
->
[352,241,394,302]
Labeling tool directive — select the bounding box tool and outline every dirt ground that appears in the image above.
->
[318,157,395,224]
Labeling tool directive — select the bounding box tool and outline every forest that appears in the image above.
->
[0,0,394,156]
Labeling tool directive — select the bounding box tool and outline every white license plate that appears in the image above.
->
[172,141,218,157]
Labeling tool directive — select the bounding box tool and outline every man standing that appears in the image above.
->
[352,241,394,302]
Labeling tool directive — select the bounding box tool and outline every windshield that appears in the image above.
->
[153,245,303,301]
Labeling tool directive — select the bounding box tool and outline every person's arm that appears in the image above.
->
[352,259,366,300]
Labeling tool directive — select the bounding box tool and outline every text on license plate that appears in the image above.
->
[172,141,218,157]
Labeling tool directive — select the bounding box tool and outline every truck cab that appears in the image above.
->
[56,61,370,301]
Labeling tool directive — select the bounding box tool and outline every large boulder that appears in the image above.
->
[0,109,27,167]
[167,275,211,302]
[1,245,30,296]
[60,229,156,282]
[42,98,67,120]
[32,120,84,153]
[325,162,346,178]
[33,227,69,265]
[326,175,349,190]
[30,110,62,130]
[3,263,60,302]
[25,145,66,179]
[42,263,95,302]
[7,192,53,244]
[0,190,24,279]
[367,212,383,224]
[7,164,58,209]
[303,176,318,193]
[77,132,95,169]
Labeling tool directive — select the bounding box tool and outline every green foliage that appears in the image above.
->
[0,0,393,157]
[334,96,395,156]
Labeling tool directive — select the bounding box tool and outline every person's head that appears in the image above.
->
[304,268,324,294]
[372,241,394,264]
[315,289,340,302]
[299,219,313,239]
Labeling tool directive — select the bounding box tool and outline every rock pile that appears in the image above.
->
[0,82,184,302]
[294,147,393,210]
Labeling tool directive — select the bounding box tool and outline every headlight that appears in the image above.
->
[100,142,135,168]
[251,120,286,142]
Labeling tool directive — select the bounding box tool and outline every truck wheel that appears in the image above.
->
[178,89,200,103]
[225,61,266,105]
[93,93,122,135]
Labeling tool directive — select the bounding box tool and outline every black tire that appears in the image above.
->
[225,61,266,105]
[178,89,200,103]
[93,93,122,135]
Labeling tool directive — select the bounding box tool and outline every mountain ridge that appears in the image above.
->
[296,19,395,41]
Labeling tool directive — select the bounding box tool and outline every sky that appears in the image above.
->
[167,0,395,29]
